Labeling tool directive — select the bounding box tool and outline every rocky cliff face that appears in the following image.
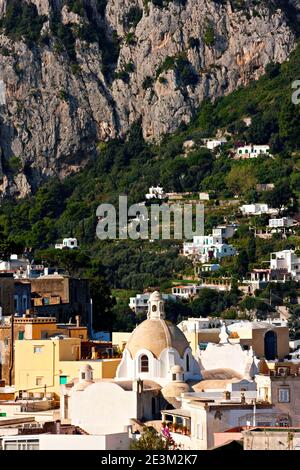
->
[0,0,298,196]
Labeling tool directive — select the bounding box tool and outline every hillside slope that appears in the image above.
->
[0,0,298,196]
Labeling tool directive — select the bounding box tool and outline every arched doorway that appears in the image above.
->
[264,331,277,360]
[152,397,156,416]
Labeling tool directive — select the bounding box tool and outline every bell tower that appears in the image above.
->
[148,291,165,320]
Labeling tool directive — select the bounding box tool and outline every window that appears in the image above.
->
[81,373,86,380]
[152,305,157,312]
[278,418,290,427]
[4,439,39,450]
[277,367,289,377]
[59,376,68,385]
[33,346,43,354]
[36,377,43,386]
[18,331,24,340]
[278,388,290,403]
[4,337,9,347]
[140,355,149,373]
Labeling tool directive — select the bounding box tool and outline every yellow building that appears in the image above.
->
[112,332,132,352]
[0,316,88,386]
[14,338,121,398]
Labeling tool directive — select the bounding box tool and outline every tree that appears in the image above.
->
[288,306,300,340]
[130,426,172,450]
[0,229,23,261]
[87,268,116,332]
[225,166,257,195]
[263,180,294,209]
[247,237,256,263]
[234,249,249,277]
[111,302,136,332]
[37,248,89,276]
[165,299,192,323]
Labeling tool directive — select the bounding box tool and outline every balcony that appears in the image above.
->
[161,409,192,449]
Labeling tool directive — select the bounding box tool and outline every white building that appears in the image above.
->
[160,326,284,450]
[117,292,200,386]
[1,432,130,451]
[205,139,227,151]
[198,324,259,380]
[270,250,300,281]
[129,292,176,314]
[246,267,291,292]
[212,224,238,239]
[199,192,210,201]
[183,234,236,262]
[55,238,78,250]
[172,285,202,300]
[60,292,201,439]
[145,186,166,200]
[240,204,278,216]
[178,317,222,332]
[269,217,296,228]
[161,391,284,450]
[236,145,271,159]
[197,263,221,273]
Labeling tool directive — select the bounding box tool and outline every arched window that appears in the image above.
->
[186,354,190,372]
[140,355,149,373]
[152,305,157,312]
[264,331,277,360]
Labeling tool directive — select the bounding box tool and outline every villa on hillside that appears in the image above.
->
[235,145,271,159]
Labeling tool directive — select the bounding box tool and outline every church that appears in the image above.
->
[60,292,258,435]
[60,292,200,433]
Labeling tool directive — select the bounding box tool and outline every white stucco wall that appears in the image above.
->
[38,433,130,450]
[69,382,137,434]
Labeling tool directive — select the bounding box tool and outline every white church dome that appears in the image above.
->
[126,318,189,359]
[126,291,189,359]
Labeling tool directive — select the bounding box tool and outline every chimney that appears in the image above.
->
[75,315,80,327]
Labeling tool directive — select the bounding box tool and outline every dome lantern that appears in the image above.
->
[147,291,165,320]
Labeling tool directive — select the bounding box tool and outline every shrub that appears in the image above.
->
[204,24,215,46]
[142,76,154,89]
[0,0,47,43]
[114,70,130,83]
[7,156,22,175]
[125,32,136,45]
